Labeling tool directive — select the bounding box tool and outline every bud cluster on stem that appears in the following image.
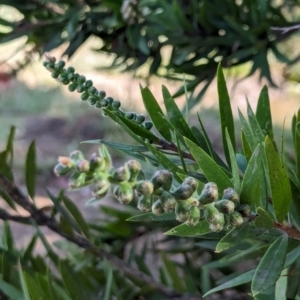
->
[54,146,251,234]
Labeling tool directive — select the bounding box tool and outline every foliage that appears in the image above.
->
[1,0,300,109]
[1,57,300,299]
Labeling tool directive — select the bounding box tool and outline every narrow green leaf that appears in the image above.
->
[164,219,210,237]
[239,109,257,151]
[127,212,175,222]
[61,194,90,238]
[0,190,16,210]
[162,85,197,143]
[284,245,300,268]
[215,222,249,253]
[217,64,235,165]
[241,130,252,162]
[0,279,23,300]
[4,221,14,252]
[25,141,36,200]
[265,136,292,222]
[256,86,273,139]
[225,129,241,194]
[254,207,274,229]
[175,134,187,174]
[141,86,172,141]
[247,100,265,143]
[240,145,261,207]
[295,110,300,177]
[5,126,15,167]
[184,138,232,193]
[275,268,287,300]
[146,142,183,181]
[24,272,47,300]
[23,235,37,261]
[102,260,113,300]
[203,269,255,297]
[252,234,288,297]
[18,262,31,300]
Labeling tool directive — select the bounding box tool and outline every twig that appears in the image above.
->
[0,174,199,300]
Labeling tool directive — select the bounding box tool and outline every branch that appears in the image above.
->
[0,174,199,300]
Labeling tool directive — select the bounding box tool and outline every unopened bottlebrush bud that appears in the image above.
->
[198,182,218,205]
[144,121,153,130]
[125,160,141,182]
[81,92,89,101]
[152,200,164,215]
[99,91,106,99]
[84,80,93,89]
[67,66,75,73]
[77,85,84,93]
[57,60,66,69]
[70,150,84,162]
[175,201,190,222]
[137,195,152,212]
[115,182,133,204]
[93,179,110,199]
[229,211,244,227]
[68,73,75,81]
[88,96,98,106]
[160,191,177,212]
[151,170,173,191]
[58,156,73,167]
[186,206,200,226]
[215,199,235,214]
[88,86,97,95]
[111,100,121,110]
[68,83,77,92]
[125,112,134,119]
[51,71,59,79]
[135,114,145,124]
[204,203,224,225]
[223,188,239,206]
[69,173,86,189]
[77,75,86,85]
[209,221,224,232]
[54,163,72,176]
[172,184,194,200]
[75,159,90,173]
[111,166,130,182]
[89,153,106,172]
[183,177,198,191]
[135,180,154,195]
[186,197,199,207]
[236,204,251,217]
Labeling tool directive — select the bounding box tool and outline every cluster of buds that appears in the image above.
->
[54,146,251,233]
[43,57,153,131]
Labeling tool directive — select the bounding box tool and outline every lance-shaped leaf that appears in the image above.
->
[254,207,274,229]
[295,110,300,178]
[127,212,175,222]
[265,136,292,222]
[162,85,197,143]
[256,86,273,139]
[25,141,37,200]
[217,64,235,166]
[215,222,249,253]
[251,234,288,297]
[184,138,232,193]
[164,219,210,237]
[141,86,172,141]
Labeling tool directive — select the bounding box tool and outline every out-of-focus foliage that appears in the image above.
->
[1,0,300,108]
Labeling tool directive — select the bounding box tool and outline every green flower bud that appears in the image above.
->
[222,188,239,206]
[152,200,164,215]
[100,99,109,107]
[125,159,141,182]
[85,80,93,89]
[160,191,177,212]
[229,211,244,227]
[88,86,97,95]
[81,92,89,101]
[135,114,145,124]
[236,204,251,217]
[215,199,235,214]
[98,91,106,99]
[76,159,90,173]
[70,150,84,162]
[204,203,224,225]
[144,121,153,130]
[68,82,77,92]
[125,112,134,119]
[111,166,130,182]
[67,66,75,73]
[209,221,224,232]
[89,153,106,173]
[77,75,86,85]
[183,177,198,191]
[172,184,194,200]
[151,170,173,191]
[88,96,98,106]
[69,173,86,189]
[62,79,70,85]
[68,73,75,81]
[93,179,110,199]
[135,180,154,195]
[185,197,199,207]
[54,163,72,176]
[175,201,190,222]
[76,85,84,93]
[111,100,121,110]
[115,182,133,204]
[51,71,59,79]
[57,60,66,69]
[186,206,200,226]
[137,195,152,212]
[198,182,218,205]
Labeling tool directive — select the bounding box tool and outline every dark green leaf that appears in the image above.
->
[0,190,16,210]
[127,212,175,222]
[252,234,288,297]
[184,138,232,193]
[25,141,36,200]
[18,262,31,300]
[215,222,249,253]
[254,207,274,229]
[141,86,172,141]
[102,260,113,300]
[0,279,23,300]
[256,86,273,139]
[24,272,47,300]
[265,136,292,222]
[164,219,210,237]
[217,64,235,165]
